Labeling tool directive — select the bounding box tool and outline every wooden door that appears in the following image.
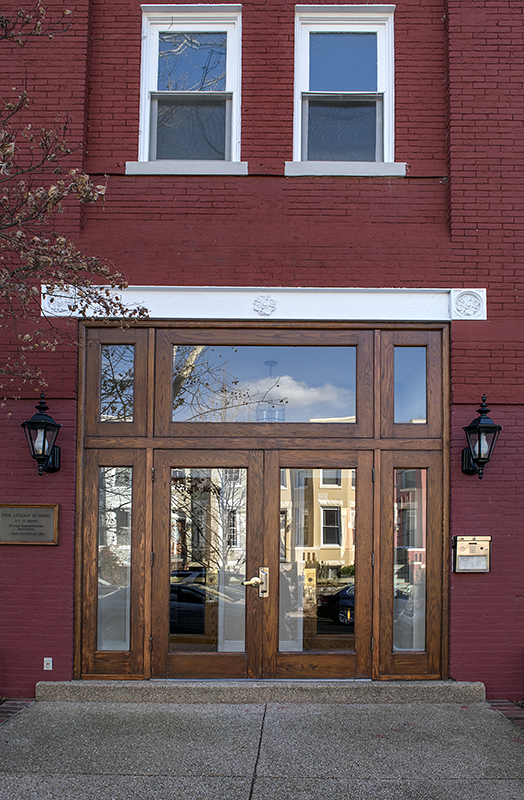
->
[150,448,374,679]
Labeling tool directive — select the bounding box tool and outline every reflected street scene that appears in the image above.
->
[279,468,357,652]
[393,468,427,651]
[169,467,247,652]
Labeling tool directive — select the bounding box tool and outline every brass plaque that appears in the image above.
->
[0,504,59,545]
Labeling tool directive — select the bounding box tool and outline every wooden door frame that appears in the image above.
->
[75,321,449,681]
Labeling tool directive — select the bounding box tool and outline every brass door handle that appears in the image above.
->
[242,568,269,597]
[242,576,262,587]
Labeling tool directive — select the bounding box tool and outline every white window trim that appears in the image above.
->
[321,506,342,547]
[287,5,405,177]
[126,4,245,176]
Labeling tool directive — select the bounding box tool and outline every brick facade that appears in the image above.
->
[1,0,523,699]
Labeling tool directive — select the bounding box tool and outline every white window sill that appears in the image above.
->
[284,161,407,177]
[125,161,249,176]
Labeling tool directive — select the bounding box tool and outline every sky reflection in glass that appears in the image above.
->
[171,345,357,423]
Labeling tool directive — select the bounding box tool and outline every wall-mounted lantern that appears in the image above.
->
[462,395,502,479]
[21,393,62,475]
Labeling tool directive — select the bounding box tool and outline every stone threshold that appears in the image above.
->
[36,679,486,705]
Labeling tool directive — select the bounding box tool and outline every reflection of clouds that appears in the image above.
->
[244,375,354,410]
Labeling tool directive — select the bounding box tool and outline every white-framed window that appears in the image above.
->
[227,508,238,548]
[126,5,246,176]
[320,468,341,487]
[286,5,405,177]
[322,507,342,546]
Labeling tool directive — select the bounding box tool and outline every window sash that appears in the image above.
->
[301,93,383,162]
[150,93,232,161]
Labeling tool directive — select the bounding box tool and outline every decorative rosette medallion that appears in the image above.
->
[253,295,277,316]
[452,290,485,319]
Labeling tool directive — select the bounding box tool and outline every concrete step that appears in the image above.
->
[36,680,486,705]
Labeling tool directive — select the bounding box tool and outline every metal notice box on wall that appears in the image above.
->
[453,536,491,573]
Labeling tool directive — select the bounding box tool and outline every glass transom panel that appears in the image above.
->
[394,347,427,424]
[171,345,357,423]
[100,345,134,422]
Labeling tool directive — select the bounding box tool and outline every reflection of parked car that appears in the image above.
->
[170,583,244,636]
[317,585,410,626]
[317,585,355,625]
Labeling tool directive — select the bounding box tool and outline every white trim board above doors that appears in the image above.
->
[41,286,487,321]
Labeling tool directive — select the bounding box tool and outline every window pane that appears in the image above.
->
[171,345,357,423]
[394,347,427,423]
[170,468,246,653]
[280,468,356,652]
[158,32,227,92]
[321,469,341,486]
[310,33,377,92]
[307,100,377,161]
[393,469,426,651]
[97,467,132,650]
[156,97,226,160]
[100,345,134,422]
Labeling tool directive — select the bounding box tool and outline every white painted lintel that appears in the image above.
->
[41,286,487,321]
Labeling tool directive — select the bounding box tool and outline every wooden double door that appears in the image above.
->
[78,324,447,681]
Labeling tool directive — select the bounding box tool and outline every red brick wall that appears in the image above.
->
[0,0,523,698]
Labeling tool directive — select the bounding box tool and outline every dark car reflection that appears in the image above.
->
[169,582,245,636]
[317,584,410,626]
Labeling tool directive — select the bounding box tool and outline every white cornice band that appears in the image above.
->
[41,286,487,321]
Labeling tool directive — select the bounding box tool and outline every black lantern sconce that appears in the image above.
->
[462,395,502,479]
[21,393,62,475]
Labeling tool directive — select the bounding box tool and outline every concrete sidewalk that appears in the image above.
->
[0,682,523,799]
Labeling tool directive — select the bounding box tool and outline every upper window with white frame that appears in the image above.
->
[287,5,405,177]
[126,5,245,175]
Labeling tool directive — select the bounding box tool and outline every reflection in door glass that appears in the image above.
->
[394,347,426,423]
[169,468,246,653]
[393,469,427,651]
[171,346,356,422]
[279,468,356,652]
[100,344,134,422]
[97,466,132,650]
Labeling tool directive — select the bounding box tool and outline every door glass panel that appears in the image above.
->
[393,469,427,651]
[169,468,246,652]
[100,344,134,422]
[171,345,356,423]
[97,466,132,650]
[279,468,356,652]
[394,347,426,423]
